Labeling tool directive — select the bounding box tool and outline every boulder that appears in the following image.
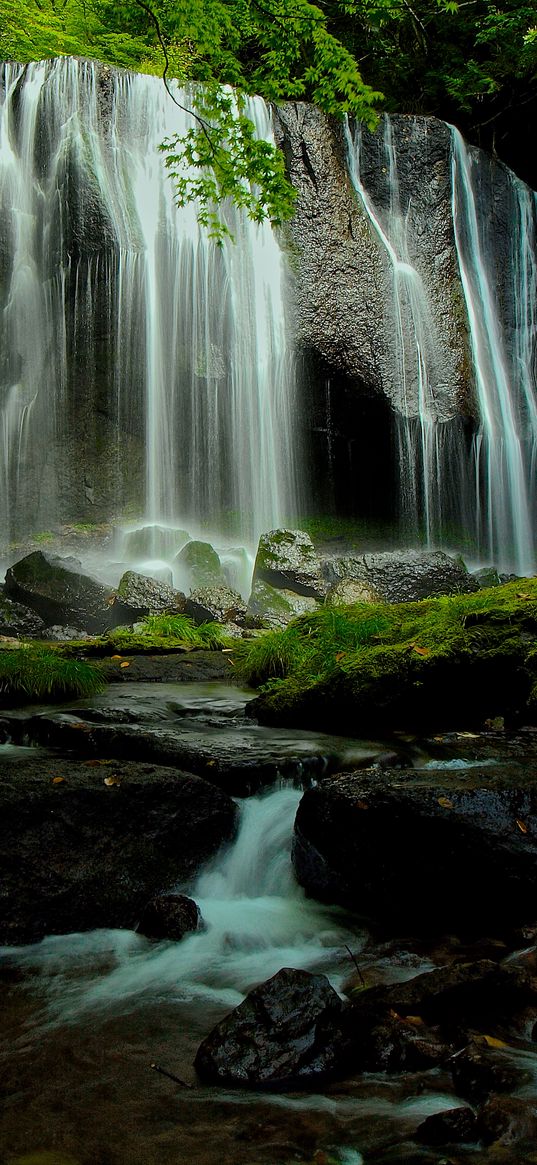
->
[324,578,381,606]
[5,552,118,634]
[112,569,187,621]
[321,549,478,603]
[0,591,46,639]
[415,1107,479,1146]
[474,566,502,589]
[478,1095,537,1146]
[136,893,201,941]
[121,524,191,560]
[194,967,348,1087]
[175,541,224,589]
[293,766,537,931]
[246,578,320,628]
[452,1041,529,1103]
[253,529,324,598]
[0,757,237,944]
[43,625,91,641]
[186,584,247,625]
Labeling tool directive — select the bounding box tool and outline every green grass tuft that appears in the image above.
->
[0,647,104,702]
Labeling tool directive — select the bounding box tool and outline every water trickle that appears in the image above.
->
[0,59,299,549]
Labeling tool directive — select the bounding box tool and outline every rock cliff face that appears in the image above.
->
[274,104,471,423]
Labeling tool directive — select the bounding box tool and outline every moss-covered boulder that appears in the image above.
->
[5,552,118,634]
[253,529,323,598]
[246,580,537,735]
[175,540,224,590]
[246,578,320,628]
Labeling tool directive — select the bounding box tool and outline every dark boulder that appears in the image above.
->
[415,1106,479,1146]
[253,529,324,599]
[186,584,247,625]
[321,549,478,603]
[194,967,348,1088]
[0,757,237,945]
[293,766,537,931]
[478,1095,537,1146]
[5,551,118,634]
[0,591,46,638]
[452,1041,529,1103]
[137,893,201,941]
[112,570,187,621]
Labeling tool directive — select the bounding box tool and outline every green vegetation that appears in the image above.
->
[234,579,537,732]
[0,646,104,701]
[31,531,55,544]
[54,613,225,655]
[2,1,535,237]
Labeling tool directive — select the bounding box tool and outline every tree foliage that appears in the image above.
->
[0,0,535,236]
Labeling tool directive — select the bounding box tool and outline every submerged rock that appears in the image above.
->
[5,551,118,634]
[194,967,348,1087]
[186,584,246,625]
[293,766,537,931]
[253,529,324,599]
[452,1041,529,1102]
[415,1107,479,1146]
[478,1094,537,1146]
[137,893,201,941]
[321,549,478,603]
[246,577,319,628]
[113,569,187,621]
[0,757,237,944]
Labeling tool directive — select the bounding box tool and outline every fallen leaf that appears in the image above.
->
[111,654,123,660]
[120,661,130,668]
[412,644,430,657]
[104,776,121,787]
[438,796,454,809]
[516,592,532,601]
[355,800,369,810]
[481,1034,508,1049]
[335,651,346,662]
[516,819,528,834]
[83,759,113,767]
[51,776,65,785]
[457,731,480,739]
[405,1015,425,1027]
[206,760,216,767]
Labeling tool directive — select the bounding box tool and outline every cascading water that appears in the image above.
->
[451,128,537,575]
[346,116,537,575]
[0,58,299,551]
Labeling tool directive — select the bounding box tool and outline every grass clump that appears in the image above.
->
[0,647,104,702]
[55,614,225,656]
[233,579,537,732]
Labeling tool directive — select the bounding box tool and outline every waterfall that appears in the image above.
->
[451,128,537,575]
[346,116,537,576]
[0,58,299,549]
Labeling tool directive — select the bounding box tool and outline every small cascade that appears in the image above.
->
[0,59,299,550]
[451,128,537,575]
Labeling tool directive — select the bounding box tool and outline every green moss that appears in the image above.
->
[52,613,224,656]
[235,579,537,733]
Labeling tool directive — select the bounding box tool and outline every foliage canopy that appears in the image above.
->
[1,0,535,236]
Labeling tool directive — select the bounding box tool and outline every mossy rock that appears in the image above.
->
[247,578,320,628]
[175,540,225,589]
[253,529,323,598]
[121,524,191,560]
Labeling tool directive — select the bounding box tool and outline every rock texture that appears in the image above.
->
[293,766,537,930]
[186,584,246,625]
[0,591,46,638]
[321,548,479,602]
[194,967,348,1087]
[113,570,187,621]
[0,757,237,944]
[5,551,119,633]
[253,529,324,598]
[274,105,471,422]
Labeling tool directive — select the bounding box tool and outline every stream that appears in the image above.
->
[2,681,537,1164]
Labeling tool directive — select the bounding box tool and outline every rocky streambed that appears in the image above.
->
[3,670,537,1165]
